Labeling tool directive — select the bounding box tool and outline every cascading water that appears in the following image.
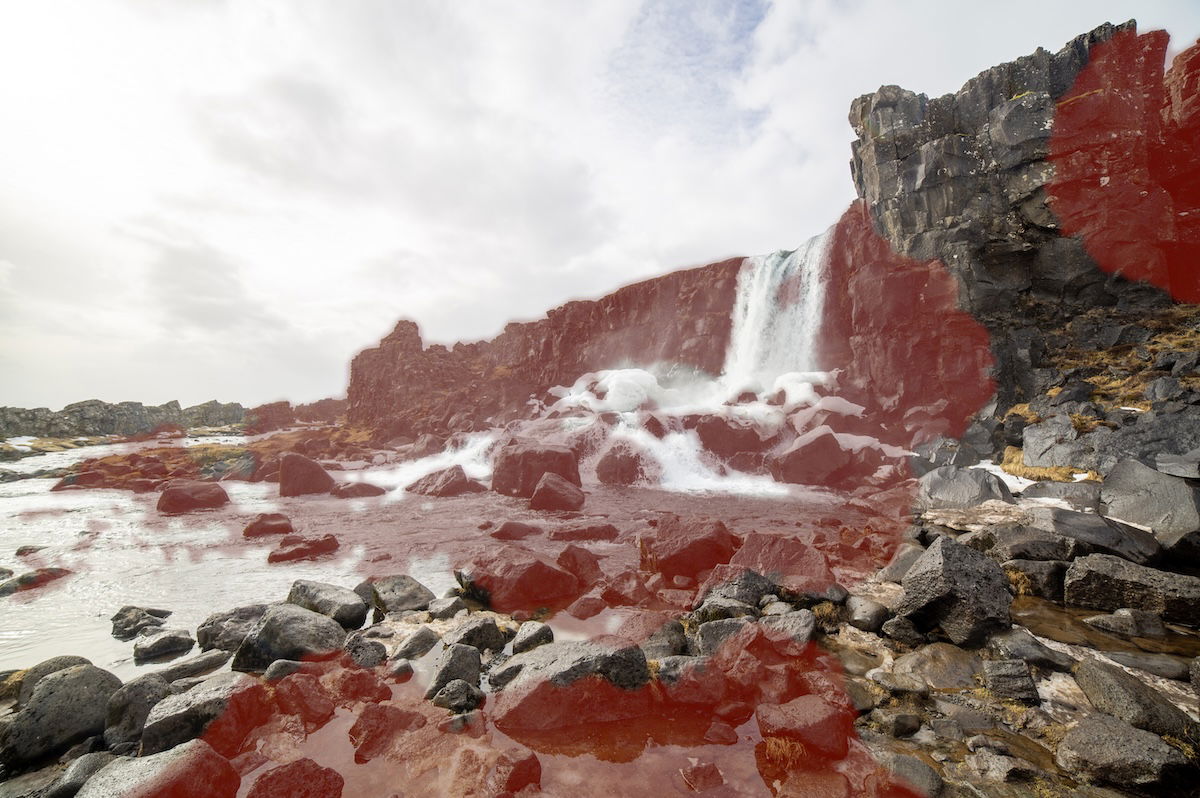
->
[720,228,832,402]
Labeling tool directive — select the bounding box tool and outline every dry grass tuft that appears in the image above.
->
[1005,403,1042,423]
[762,736,808,770]
[998,446,1100,483]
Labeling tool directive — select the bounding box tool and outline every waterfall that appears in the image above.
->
[721,228,832,398]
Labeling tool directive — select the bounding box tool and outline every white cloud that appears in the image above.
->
[0,0,1198,408]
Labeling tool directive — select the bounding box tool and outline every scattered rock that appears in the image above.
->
[133,629,196,662]
[1074,658,1199,738]
[110,606,170,640]
[43,751,116,798]
[512,621,553,654]
[491,443,581,498]
[916,466,1014,510]
[231,604,347,672]
[287,580,368,629]
[355,574,435,616]
[267,534,340,563]
[103,674,171,748]
[278,453,335,497]
[392,626,440,660]
[1064,554,1200,625]
[405,465,486,497]
[75,739,240,798]
[197,605,268,651]
[1101,458,1200,554]
[455,547,579,612]
[427,596,466,620]
[1055,713,1188,790]
[893,643,982,691]
[241,513,293,538]
[896,537,1012,645]
[140,672,270,757]
[431,679,485,713]
[649,515,738,580]
[755,695,855,758]
[442,616,506,652]
[0,664,122,766]
[246,758,344,798]
[156,481,230,514]
[846,596,889,632]
[424,644,482,699]
[983,659,1040,705]
[1083,607,1166,638]
[331,481,387,499]
[529,473,585,511]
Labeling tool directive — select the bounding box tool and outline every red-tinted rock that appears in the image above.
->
[244,401,295,434]
[694,415,770,459]
[556,545,605,587]
[486,749,542,795]
[246,758,343,798]
[242,513,293,539]
[267,535,340,563]
[565,591,607,619]
[157,481,230,514]
[702,533,835,598]
[327,667,391,705]
[755,695,855,759]
[493,674,653,733]
[456,547,580,612]
[331,481,387,499]
[767,426,852,486]
[529,473,585,511]
[595,441,660,486]
[404,465,486,497]
[490,521,542,541]
[492,443,581,498]
[347,703,426,763]
[278,453,334,498]
[649,515,738,580]
[600,571,652,606]
[548,523,618,542]
[273,673,335,729]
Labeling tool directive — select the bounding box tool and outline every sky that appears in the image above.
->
[1,0,1198,410]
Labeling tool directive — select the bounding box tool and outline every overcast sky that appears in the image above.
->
[1,1,1198,410]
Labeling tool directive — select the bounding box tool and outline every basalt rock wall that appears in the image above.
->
[0,399,245,439]
[347,258,743,438]
[848,21,1200,411]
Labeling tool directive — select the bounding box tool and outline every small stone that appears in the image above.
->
[512,621,553,654]
[427,596,466,620]
[983,659,1040,705]
[431,679,484,713]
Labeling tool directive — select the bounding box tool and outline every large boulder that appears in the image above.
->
[648,515,737,580]
[157,481,230,514]
[595,441,660,486]
[693,415,769,459]
[895,537,1012,645]
[1025,506,1160,565]
[140,672,271,757]
[1101,459,1200,556]
[246,757,345,798]
[287,580,368,629]
[491,443,581,498]
[456,547,580,612]
[405,465,486,497]
[104,674,172,748]
[242,513,293,538]
[0,664,122,766]
[529,473,585,511]
[488,639,652,732]
[1064,554,1200,625]
[767,426,854,486]
[1075,658,1200,738]
[75,739,240,798]
[267,534,340,563]
[915,466,1014,510]
[705,533,835,598]
[1055,713,1189,790]
[231,604,347,672]
[278,453,335,497]
[197,605,268,651]
[354,574,435,616]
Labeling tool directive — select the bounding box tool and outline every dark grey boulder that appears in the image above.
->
[512,621,553,654]
[878,543,926,583]
[391,626,439,660]
[699,569,775,608]
[14,655,91,708]
[692,595,757,623]
[133,629,195,662]
[231,604,346,672]
[1156,447,1200,479]
[916,466,1013,510]
[1104,651,1191,681]
[1064,554,1200,625]
[1019,480,1102,511]
[1101,459,1200,555]
[75,739,239,798]
[987,628,1073,672]
[103,674,171,748]
[426,596,466,620]
[431,679,484,713]
[982,659,1039,705]
[262,660,304,682]
[758,610,816,657]
[487,640,649,692]
[286,580,368,629]
[895,537,1012,646]
[424,644,481,699]
[197,604,268,651]
[880,616,926,647]
[846,596,889,632]
[442,616,506,652]
[110,606,169,641]
[695,618,754,657]
[0,665,121,766]
[354,575,435,616]
[153,649,230,683]
[1055,713,1188,789]
[344,636,387,669]
[1083,607,1166,638]
[1025,506,1160,565]
[43,751,115,798]
[639,620,686,659]
[985,525,1075,563]
[1074,658,1199,738]
[140,672,270,756]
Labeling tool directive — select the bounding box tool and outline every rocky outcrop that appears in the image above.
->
[0,399,244,439]
[346,258,742,437]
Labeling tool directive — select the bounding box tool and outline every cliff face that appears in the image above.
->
[346,258,743,437]
[0,399,245,439]
[848,21,1200,409]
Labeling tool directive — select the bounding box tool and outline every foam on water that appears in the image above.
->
[342,431,498,500]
